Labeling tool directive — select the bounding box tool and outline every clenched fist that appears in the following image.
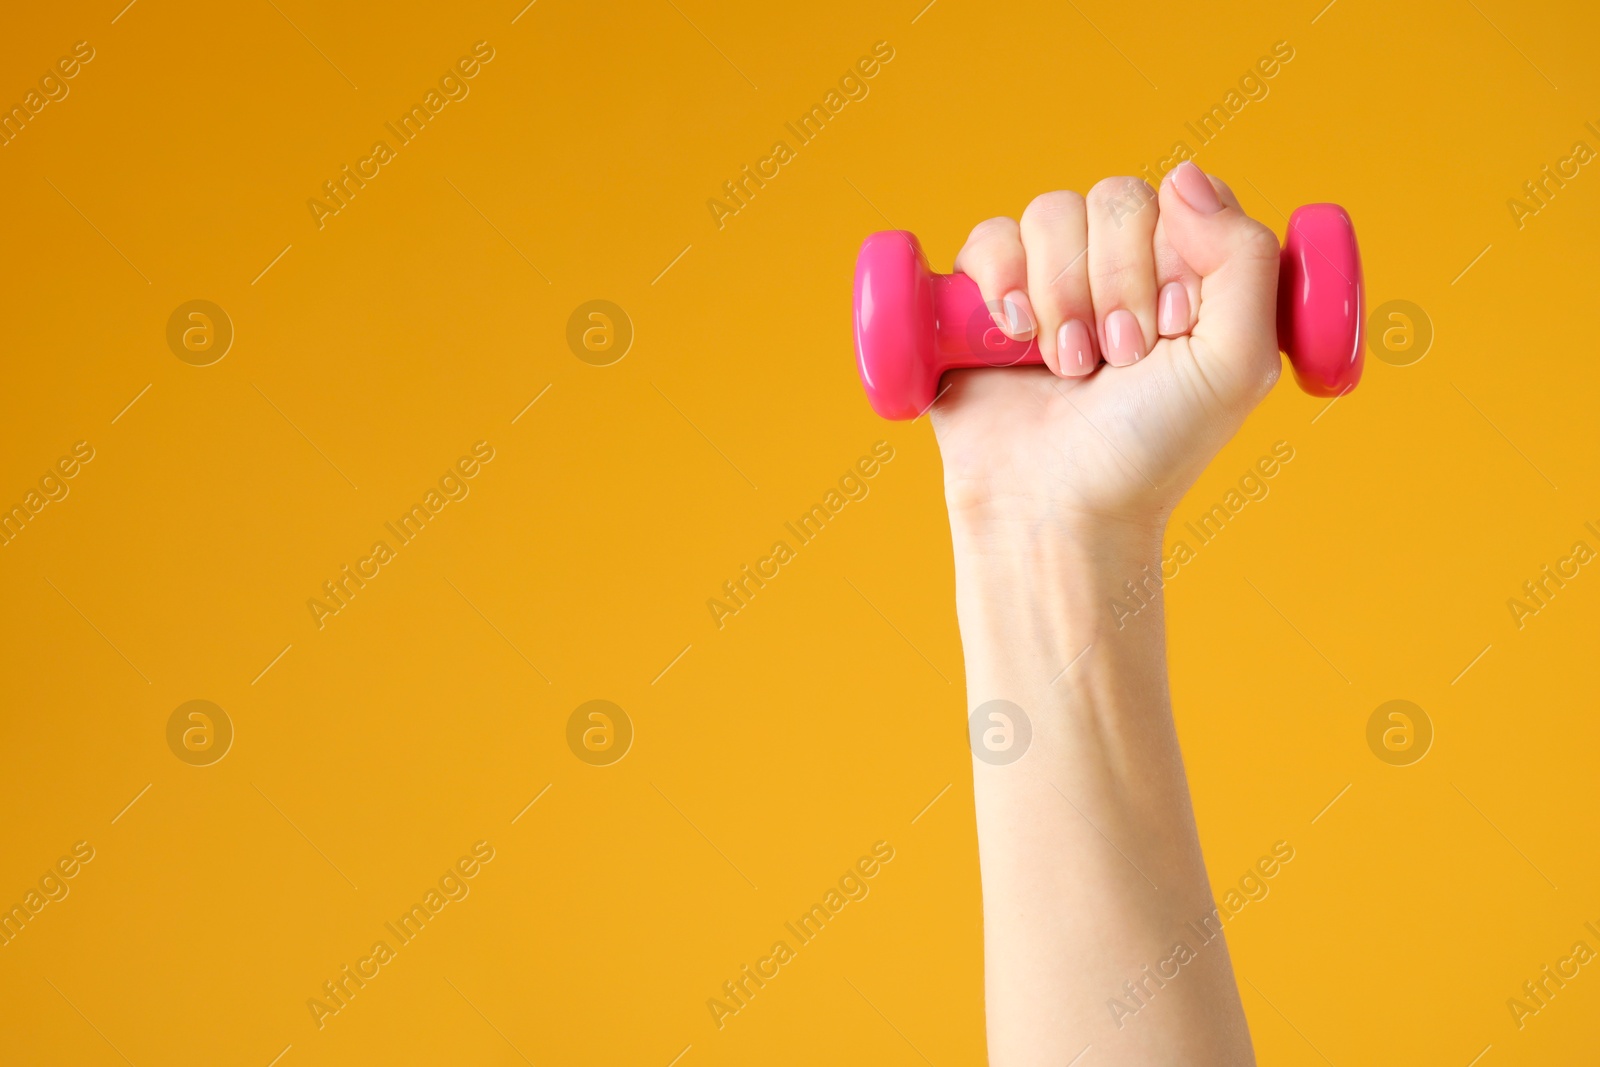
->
[931,161,1284,535]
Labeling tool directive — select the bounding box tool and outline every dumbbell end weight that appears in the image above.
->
[1277,204,1364,398]
[852,203,1363,420]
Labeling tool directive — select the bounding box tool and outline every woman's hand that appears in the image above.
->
[930,162,1284,537]
[938,163,1277,1065]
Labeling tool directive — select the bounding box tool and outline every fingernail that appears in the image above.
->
[1057,319,1095,374]
[1158,282,1190,336]
[1171,161,1223,214]
[1103,309,1145,365]
[996,290,1035,340]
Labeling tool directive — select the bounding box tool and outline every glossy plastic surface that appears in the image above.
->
[852,232,939,421]
[1276,204,1364,397]
[853,208,1365,419]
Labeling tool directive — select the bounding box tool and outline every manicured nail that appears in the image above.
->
[994,289,1035,340]
[1103,309,1145,365]
[1057,319,1095,375]
[1171,161,1223,214]
[1158,282,1191,336]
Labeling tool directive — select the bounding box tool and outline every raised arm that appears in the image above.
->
[931,163,1285,1065]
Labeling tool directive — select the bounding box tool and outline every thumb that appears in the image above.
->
[1157,161,1282,404]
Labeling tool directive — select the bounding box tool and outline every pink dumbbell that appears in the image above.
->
[852,204,1364,419]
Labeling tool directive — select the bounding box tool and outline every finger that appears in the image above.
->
[953,216,1033,342]
[1086,176,1160,367]
[1150,171,1238,340]
[1153,213,1201,338]
[1019,190,1097,377]
[1157,161,1282,402]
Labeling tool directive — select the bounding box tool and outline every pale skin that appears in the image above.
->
[932,161,1283,1065]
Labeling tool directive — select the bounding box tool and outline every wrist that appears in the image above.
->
[948,513,1166,678]
[944,485,1169,551]
[948,507,1165,582]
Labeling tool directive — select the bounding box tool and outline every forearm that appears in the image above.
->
[953,514,1253,1066]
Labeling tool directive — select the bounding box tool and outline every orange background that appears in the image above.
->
[2,1,1598,1064]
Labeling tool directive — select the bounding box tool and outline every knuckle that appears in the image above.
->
[1238,221,1282,261]
[1089,177,1160,234]
[1021,190,1086,229]
[1087,176,1154,213]
[1029,275,1074,317]
[1089,257,1145,288]
[961,217,1024,286]
[967,215,1019,248]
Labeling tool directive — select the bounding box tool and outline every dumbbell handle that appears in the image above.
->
[930,271,1042,368]
[853,204,1364,420]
